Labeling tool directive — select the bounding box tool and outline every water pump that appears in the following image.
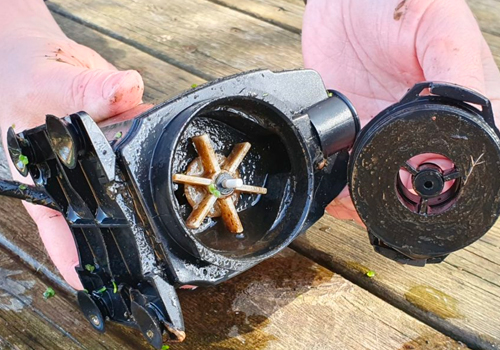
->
[2,70,358,348]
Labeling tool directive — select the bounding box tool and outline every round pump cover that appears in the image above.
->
[349,82,500,264]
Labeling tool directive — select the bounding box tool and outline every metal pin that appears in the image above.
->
[222,178,243,189]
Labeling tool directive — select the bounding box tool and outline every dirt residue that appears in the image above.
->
[394,0,407,21]
[398,333,468,350]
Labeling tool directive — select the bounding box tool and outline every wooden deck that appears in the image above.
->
[0,0,499,349]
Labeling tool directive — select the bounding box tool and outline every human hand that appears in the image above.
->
[302,0,500,224]
[0,0,145,289]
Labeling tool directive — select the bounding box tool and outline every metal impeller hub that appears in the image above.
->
[173,134,267,233]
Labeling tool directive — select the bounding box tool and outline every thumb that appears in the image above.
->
[40,65,144,122]
[416,0,487,93]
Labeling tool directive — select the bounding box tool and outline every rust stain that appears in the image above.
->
[398,333,467,349]
[405,285,462,319]
[394,0,407,21]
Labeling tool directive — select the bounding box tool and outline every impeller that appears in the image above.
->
[173,134,267,233]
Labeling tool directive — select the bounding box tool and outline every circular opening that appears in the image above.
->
[396,153,461,216]
[154,97,312,263]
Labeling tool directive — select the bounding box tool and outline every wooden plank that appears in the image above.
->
[47,0,303,80]
[292,218,500,350]
[485,33,500,66]
[174,249,470,350]
[0,239,469,350]
[0,13,467,350]
[0,245,152,350]
[468,0,500,37]
[207,0,304,33]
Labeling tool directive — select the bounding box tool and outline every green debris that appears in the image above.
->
[83,289,89,293]
[327,92,333,97]
[11,124,15,130]
[112,280,118,294]
[97,286,107,293]
[208,183,221,198]
[262,93,269,97]
[18,184,27,190]
[85,264,95,273]
[114,131,123,140]
[191,83,198,89]
[162,345,170,350]
[18,154,29,165]
[43,287,56,300]
[366,270,376,278]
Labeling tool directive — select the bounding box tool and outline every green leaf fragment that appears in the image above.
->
[112,281,118,294]
[327,92,333,97]
[18,184,27,190]
[19,154,29,165]
[85,264,95,273]
[366,270,376,278]
[114,131,123,139]
[191,83,198,88]
[11,124,15,130]
[97,286,107,293]
[43,287,55,299]
[162,345,170,350]
[83,289,89,293]
[208,183,221,198]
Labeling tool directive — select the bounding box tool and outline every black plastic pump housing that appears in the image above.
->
[3,70,359,348]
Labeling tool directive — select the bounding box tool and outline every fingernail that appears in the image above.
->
[102,70,141,100]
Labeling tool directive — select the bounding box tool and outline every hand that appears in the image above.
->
[302,0,500,223]
[0,0,145,289]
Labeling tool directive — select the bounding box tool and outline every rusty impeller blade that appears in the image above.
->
[172,134,267,233]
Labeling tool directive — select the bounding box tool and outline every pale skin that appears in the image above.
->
[1,0,500,289]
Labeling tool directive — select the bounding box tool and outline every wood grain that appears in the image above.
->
[47,0,303,80]
[207,0,304,33]
[0,228,469,350]
[0,245,152,350]
[292,218,500,350]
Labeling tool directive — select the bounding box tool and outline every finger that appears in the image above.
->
[416,0,486,93]
[98,104,154,128]
[23,203,83,289]
[326,186,363,224]
[326,201,364,226]
[39,64,144,122]
[481,37,500,123]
